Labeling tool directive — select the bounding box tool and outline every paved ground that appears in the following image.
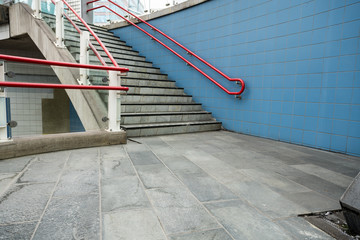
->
[0,130,359,240]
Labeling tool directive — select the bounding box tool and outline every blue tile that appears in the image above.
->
[304,117,318,131]
[319,104,334,118]
[342,20,360,38]
[291,129,303,144]
[331,135,347,152]
[268,126,280,139]
[347,137,360,156]
[318,118,333,133]
[323,57,338,72]
[344,2,360,22]
[293,115,304,129]
[338,55,357,71]
[351,105,360,121]
[294,102,306,115]
[282,102,294,114]
[322,73,337,87]
[324,41,341,57]
[305,103,320,117]
[352,88,360,104]
[334,104,351,120]
[294,89,307,101]
[307,89,321,102]
[313,12,329,29]
[308,59,324,74]
[320,88,336,103]
[279,127,291,141]
[348,121,360,138]
[280,114,293,128]
[328,7,345,25]
[316,132,331,150]
[335,88,353,104]
[303,131,317,147]
[332,119,349,135]
[340,38,359,55]
[308,74,322,88]
[337,72,354,88]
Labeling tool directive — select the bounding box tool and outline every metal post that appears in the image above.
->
[80,31,90,85]
[0,61,8,141]
[55,0,65,48]
[108,70,121,132]
[33,0,41,18]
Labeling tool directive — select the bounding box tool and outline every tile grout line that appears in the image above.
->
[29,151,72,240]
[98,148,103,240]
[0,156,38,199]
[141,138,237,240]
[123,144,170,240]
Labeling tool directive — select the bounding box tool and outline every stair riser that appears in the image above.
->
[126,72,168,80]
[87,57,154,68]
[121,104,203,113]
[90,78,176,88]
[121,114,213,125]
[120,95,192,104]
[122,78,176,88]
[66,41,136,54]
[68,46,143,60]
[126,123,221,137]
[126,87,184,95]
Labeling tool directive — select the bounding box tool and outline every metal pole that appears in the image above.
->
[107,70,121,131]
[33,0,41,18]
[80,31,90,85]
[0,61,8,141]
[55,0,65,47]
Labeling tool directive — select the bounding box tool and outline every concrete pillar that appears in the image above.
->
[81,0,93,24]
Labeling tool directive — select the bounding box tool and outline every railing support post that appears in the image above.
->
[80,31,90,85]
[55,0,65,48]
[107,71,121,132]
[33,0,41,18]
[0,61,9,142]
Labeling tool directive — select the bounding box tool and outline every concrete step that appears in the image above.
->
[89,77,176,88]
[66,41,141,58]
[121,102,203,113]
[125,72,168,80]
[98,85,185,95]
[121,111,213,125]
[86,55,154,68]
[119,94,193,104]
[79,56,159,73]
[123,121,222,137]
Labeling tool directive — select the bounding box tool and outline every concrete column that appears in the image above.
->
[81,0,93,24]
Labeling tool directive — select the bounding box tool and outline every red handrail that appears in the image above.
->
[58,0,119,67]
[48,0,108,67]
[87,0,245,96]
[0,54,129,91]
[0,82,128,90]
[0,54,128,72]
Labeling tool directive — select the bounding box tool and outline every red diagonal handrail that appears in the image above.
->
[87,5,244,96]
[87,0,245,96]
[0,81,128,91]
[57,0,119,67]
[0,54,128,72]
[48,0,108,67]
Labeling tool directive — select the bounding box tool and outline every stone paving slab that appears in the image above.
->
[0,222,37,240]
[0,183,54,224]
[169,228,233,240]
[103,208,166,240]
[33,194,100,240]
[146,187,220,234]
[0,130,359,239]
[204,200,292,240]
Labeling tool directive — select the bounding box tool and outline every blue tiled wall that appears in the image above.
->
[112,0,360,156]
[69,102,85,132]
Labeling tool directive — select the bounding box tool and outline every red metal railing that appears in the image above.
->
[86,0,245,97]
[52,0,119,67]
[0,54,129,91]
[48,0,108,67]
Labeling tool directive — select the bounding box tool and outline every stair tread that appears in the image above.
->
[122,102,201,105]
[122,111,210,116]
[122,120,221,129]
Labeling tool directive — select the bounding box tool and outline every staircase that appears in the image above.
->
[42,14,221,137]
